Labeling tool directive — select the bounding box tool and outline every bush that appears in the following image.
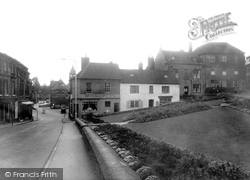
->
[94,124,250,180]
[124,102,212,123]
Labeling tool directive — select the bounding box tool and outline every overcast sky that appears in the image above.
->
[0,0,249,85]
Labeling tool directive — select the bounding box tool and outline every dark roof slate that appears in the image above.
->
[193,42,244,55]
[78,62,121,80]
[50,79,68,90]
[120,69,179,84]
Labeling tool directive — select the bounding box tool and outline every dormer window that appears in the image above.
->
[168,56,176,61]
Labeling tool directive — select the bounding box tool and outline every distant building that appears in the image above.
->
[0,52,32,122]
[154,42,246,95]
[69,57,121,117]
[50,79,69,108]
[120,69,180,111]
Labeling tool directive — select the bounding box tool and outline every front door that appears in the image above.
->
[184,86,189,95]
[114,103,119,112]
[148,99,154,107]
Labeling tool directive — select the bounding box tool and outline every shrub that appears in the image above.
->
[94,124,250,180]
[124,102,212,123]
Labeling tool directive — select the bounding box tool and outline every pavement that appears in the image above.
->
[44,117,99,180]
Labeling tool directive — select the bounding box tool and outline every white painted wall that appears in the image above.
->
[120,83,180,111]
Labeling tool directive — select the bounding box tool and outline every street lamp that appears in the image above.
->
[62,58,77,120]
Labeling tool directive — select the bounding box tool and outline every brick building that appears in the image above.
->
[50,79,69,108]
[0,52,32,122]
[69,57,121,117]
[154,42,246,95]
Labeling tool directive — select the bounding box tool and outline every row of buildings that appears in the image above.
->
[64,42,248,117]
[0,53,32,123]
[1,42,248,122]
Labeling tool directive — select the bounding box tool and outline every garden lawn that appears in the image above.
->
[124,106,250,172]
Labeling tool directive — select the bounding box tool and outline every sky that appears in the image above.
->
[0,0,249,85]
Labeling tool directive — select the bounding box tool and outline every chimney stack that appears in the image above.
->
[148,56,155,70]
[81,56,89,70]
[138,62,143,70]
[189,42,193,52]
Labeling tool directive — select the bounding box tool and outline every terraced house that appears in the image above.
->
[154,42,246,95]
[50,79,69,108]
[69,57,121,117]
[0,52,32,122]
[120,64,180,111]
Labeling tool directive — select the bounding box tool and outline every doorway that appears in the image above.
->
[184,86,189,95]
[148,99,154,107]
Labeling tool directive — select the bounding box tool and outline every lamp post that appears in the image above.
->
[62,58,77,119]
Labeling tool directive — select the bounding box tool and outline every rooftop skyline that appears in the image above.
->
[0,0,249,85]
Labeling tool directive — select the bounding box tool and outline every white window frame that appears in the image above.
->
[104,83,111,93]
[130,85,139,94]
[130,100,139,108]
[162,86,170,94]
[222,71,227,75]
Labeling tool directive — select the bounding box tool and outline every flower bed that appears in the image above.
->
[93,124,249,180]
[124,102,212,123]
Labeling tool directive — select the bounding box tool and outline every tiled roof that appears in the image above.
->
[0,52,28,70]
[78,62,122,80]
[120,69,179,84]
[160,50,192,63]
[193,42,244,55]
[50,79,68,90]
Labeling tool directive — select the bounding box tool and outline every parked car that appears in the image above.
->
[51,104,61,109]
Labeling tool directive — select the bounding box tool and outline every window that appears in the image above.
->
[233,81,239,87]
[168,56,176,61]
[105,101,111,112]
[222,71,227,75]
[4,61,7,71]
[149,86,153,94]
[130,85,139,93]
[11,81,16,96]
[0,79,2,95]
[234,71,238,75]
[173,68,179,78]
[86,82,92,93]
[206,55,215,62]
[104,83,111,93]
[184,69,189,79]
[234,56,239,62]
[211,70,215,75]
[162,86,170,93]
[193,84,201,93]
[4,80,8,96]
[130,100,139,108]
[193,69,201,79]
[221,55,227,62]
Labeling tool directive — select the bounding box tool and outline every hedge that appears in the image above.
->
[124,102,212,123]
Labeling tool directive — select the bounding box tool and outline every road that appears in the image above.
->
[0,108,64,168]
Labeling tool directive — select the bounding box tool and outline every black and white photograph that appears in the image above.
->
[1,0,250,179]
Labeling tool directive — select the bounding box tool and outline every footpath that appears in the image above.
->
[45,117,99,180]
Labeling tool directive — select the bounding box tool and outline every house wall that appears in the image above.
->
[120,83,180,111]
[71,79,121,115]
[0,55,31,122]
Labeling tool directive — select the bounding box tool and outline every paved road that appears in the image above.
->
[0,108,63,168]
[0,108,99,180]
